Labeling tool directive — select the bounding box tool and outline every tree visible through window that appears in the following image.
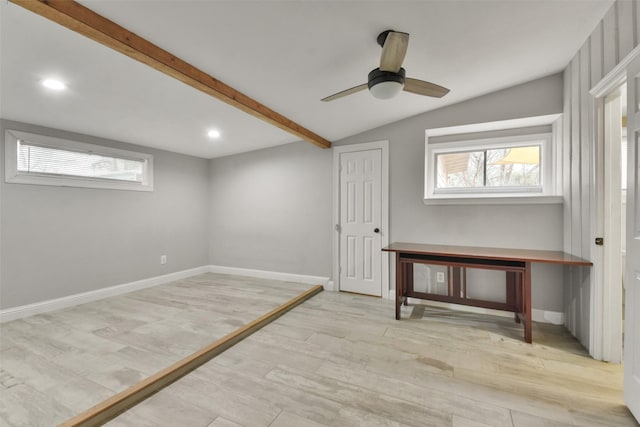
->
[436,145,540,190]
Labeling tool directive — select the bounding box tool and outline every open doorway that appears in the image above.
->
[601,83,627,362]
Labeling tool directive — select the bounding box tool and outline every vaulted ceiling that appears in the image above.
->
[1,1,613,159]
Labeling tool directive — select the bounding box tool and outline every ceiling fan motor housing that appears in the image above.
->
[368,67,406,99]
[376,29,394,47]
[368,67,406,87]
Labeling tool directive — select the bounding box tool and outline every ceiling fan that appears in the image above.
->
[321,30,450,102]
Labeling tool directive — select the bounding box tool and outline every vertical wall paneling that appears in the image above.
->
[571,56,583,257]
[580,41,592,260]
[570,55,583,339]
[619,0,635,61]
[563,65,574,335]
[591,23,605,88]
[603,5,619,75]
[563,66,573,255]
[581,41,594,349]
[553,119,564,199]
[563,0,640,356]
[635,0,640,46]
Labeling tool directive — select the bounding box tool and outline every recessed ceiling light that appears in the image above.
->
[42,79,66,90]
[207,129,221,139]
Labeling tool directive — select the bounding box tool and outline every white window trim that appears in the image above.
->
[425,132,562,205]
[4,129,154,192]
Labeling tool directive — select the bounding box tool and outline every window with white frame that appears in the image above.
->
[425,132,559,202]
[5,129,153,191]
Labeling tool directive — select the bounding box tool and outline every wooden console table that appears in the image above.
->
[382,242,592,343]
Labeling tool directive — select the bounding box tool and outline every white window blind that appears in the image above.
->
[5,129,153,191]
[17,141,144,182]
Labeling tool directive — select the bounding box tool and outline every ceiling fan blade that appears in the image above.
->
[404,78,450,98]
[321,83,368,102]
[379,31,409,72]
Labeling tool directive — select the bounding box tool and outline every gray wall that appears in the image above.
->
[208,141,332,276]
[334,73,565,312]
[0,120,210,309]
[1,73,566,313]
[208,73,566,312]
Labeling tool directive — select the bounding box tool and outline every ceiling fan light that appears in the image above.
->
[370,80,404,99]
[368,67,406,100]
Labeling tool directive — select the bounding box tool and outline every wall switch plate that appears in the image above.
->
[160,255,167,265]
[436,272,445,283]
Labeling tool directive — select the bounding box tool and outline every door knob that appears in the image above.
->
[374,228,380,233]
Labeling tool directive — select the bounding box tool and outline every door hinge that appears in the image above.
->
[335,224,341,232]
[595,237,604,246]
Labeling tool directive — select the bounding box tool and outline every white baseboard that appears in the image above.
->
[208,265,330,288]
[325,280,336,292]
[390,295,565,325]
[0,266,209,323]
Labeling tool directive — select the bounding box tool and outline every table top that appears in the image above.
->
[382,242,592,266]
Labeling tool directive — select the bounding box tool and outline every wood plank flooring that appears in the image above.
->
[1,274,637,426]
[0,273,314,427]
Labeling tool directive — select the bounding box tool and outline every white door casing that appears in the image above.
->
[333,141,389,297]
[589,46,640,363]
[624,55,640,422]
[601,89,624,363]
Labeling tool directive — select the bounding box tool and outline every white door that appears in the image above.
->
[624,56,640,422]
[338,149,382,296]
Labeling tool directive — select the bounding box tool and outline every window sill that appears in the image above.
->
[423,195,564,205]
[6,173,154,192]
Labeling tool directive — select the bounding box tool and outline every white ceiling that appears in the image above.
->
[1,1,613,159]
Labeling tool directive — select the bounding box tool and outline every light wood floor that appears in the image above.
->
[0,273,314,426]
[1,274,638,427]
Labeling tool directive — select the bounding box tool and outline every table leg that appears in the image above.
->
[516,270,523,325]
[452,267,462,299]
[524,262,532,343]
[506,271,515,322]
[395,252,402,320]
[403,262,413,306]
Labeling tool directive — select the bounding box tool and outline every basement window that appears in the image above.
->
[435,139,544,191]
[425,126,562,204]
[4,129,153,191]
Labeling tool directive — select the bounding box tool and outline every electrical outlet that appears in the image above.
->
[160,255,167,265]
[436,272,445,283]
